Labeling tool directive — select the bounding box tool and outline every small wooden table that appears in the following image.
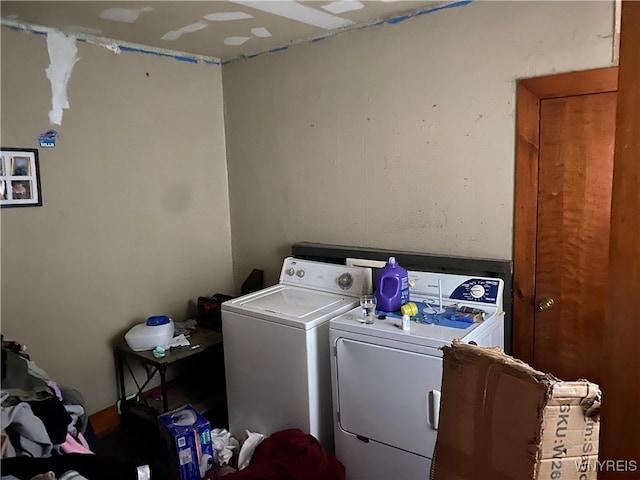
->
[114,328,224,413]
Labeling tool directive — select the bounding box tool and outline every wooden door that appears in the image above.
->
[513,68,619,385]
[533,92,617,384]
[600,1,640,471]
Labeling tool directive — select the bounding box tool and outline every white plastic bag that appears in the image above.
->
[238,431,265,470]
[210,428,240,465]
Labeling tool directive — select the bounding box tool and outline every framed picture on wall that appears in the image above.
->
[0,148,42,207]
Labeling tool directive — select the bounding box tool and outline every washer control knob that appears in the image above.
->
[296,269,305,278]
[285,268,295,276]
[470,284,485,299]
[337,273,354,290]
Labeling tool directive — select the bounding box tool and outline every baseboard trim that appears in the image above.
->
[89,405,121,437]
[88,384,170,437]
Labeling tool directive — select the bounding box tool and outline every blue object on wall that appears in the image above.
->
[38,129,57,148]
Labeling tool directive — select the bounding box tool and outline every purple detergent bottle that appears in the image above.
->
[375,257,410,312]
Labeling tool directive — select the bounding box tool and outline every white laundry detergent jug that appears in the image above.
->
[124,315,174,351]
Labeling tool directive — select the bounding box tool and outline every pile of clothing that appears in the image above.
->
[0,337,154,480]
[1,337,91,460]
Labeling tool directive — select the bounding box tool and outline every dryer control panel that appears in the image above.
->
[408,271,504,310]
[449,278,501,304]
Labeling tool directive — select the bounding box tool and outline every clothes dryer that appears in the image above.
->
[222,257,372,451]
[329,271,505,479]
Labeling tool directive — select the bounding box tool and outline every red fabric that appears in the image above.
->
[207,429,345,480]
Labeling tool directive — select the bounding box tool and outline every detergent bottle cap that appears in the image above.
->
[388,256,397,265]
[146,315,170,326]
[401,302,418,317]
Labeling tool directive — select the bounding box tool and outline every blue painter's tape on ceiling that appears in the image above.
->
[387,0,474,25]
[415,0,474,17]
[119,45,199,63]
[388,15,409,24]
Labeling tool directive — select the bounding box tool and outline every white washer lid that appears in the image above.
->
[223,285,357,329]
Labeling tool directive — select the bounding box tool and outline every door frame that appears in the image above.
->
[512,67,619,364]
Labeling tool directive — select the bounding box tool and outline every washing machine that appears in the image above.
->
[222,257,372,451]
[329,270,505,480]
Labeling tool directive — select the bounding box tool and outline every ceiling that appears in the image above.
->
[1,1,454,63]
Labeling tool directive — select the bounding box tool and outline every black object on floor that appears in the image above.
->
[2,452,160,480]
[94,421,172,480]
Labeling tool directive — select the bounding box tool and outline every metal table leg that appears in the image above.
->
[159,366,168,412]
[115,348,126,408]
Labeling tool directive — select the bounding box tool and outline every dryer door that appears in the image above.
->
[335,338,442,458]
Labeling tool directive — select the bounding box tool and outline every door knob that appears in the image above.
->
[538,297,555,311]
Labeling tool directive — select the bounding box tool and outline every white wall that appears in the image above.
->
[222,0,615,287]
[1,28,233,413]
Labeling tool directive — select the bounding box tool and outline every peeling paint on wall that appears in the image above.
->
[83,38,120,54]
[1,21,222,65]
[99,7,153,24]
[45,30,79,125]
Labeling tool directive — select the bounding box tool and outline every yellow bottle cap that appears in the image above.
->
[401,302,418,317]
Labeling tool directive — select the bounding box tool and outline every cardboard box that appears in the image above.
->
[158,404,215,480]
[433,340,601,480]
